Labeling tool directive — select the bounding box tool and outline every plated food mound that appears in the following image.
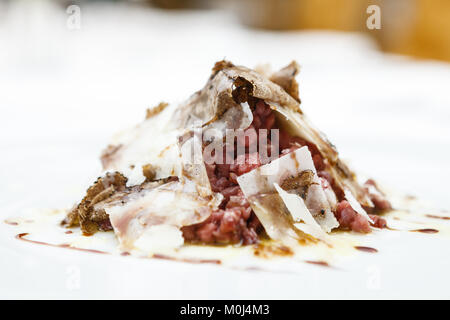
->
[62,60,391,252]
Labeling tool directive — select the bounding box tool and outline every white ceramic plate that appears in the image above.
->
[1,141,450,299]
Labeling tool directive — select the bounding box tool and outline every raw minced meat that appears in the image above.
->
[182,100,389,244]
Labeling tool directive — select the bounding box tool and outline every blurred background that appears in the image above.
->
[0,0,449,210]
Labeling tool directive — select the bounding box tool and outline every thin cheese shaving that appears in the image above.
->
[237,147,338,243]
[344,188,374,224]
[133,224,184,254]
[275,183,330,243]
